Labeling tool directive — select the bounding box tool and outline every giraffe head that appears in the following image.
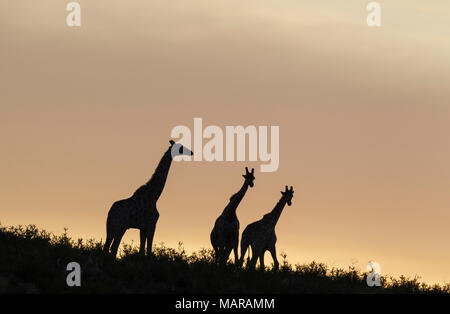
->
[169,139,194,158]
[242,167,255,188]
[281,185,294,206]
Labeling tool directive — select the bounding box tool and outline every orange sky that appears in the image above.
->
[1,1,450,285]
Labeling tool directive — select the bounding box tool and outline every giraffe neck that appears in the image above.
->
[264,197,287,227]
[223,181,249,217]
[143,147,173,201]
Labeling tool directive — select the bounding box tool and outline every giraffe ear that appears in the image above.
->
[251,168,254,174]
[169,140,175,146]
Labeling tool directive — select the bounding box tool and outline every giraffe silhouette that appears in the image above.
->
[103,140,193,257]
[210,167,255,264]
[238,186,294,270]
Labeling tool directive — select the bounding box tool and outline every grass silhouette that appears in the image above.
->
[0,224,448,294]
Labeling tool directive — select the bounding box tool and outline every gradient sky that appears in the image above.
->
[1,1,450,284]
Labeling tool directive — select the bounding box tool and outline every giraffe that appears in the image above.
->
[238,186,294,270]
[103,140,193,258]
[210,167,255,264]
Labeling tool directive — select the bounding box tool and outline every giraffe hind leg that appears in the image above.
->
[212,245,220,263]
[237,245,246,266]
[110,229,126,258]
[249,251,258,270]
[139,229,147,255]
[217,246,225,265]
[238,232,250,267]
[223,246,233,264]
[218,245,229,265]
[269,245,279,270]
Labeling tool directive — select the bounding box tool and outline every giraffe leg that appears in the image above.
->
[223,246,233,264]
[269,245,279,270]
[233,245,239,265]
[239,245,252,267]
[231,235,239,265]
[249,247,259,270]
[259,252,265,271]
[238,232,249,267]
[246,246,252,265]
[218,246,227,265]
[110,229,126,258]
[212,245,219,263]
[146,221,157,256]
[215,246,223,264]
[238,246,245,266]
[139,229,147,255]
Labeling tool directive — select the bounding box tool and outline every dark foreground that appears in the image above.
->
[0,224,448,294]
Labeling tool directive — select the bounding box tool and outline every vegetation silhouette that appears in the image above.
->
[1,224,449,294]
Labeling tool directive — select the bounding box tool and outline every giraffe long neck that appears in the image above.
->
[264,197,287,227]
[145,148,173,201]
[223,181,249,217]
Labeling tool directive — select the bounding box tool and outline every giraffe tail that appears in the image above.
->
[103,224,113,254]
[103,210,116,254]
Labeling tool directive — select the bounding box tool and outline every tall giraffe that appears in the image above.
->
[210,167,255,264]
[238,186,294,270]
[103,140,193,257]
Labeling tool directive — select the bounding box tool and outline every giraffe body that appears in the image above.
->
[239,186,294,270]
[210,167,255,264]
[103,140,193,257]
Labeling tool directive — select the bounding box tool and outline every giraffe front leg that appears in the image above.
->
[269,245,279,271]
[218,246,227,265]
[249,254,258,270]
[233,245,239,265]
[223,246,233,264]
[248,246,260,270]
[259,252,265,271]
[139,229,147,255]
[238,237,250,267]
[212,246,220,264]
[146,220,158,256]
